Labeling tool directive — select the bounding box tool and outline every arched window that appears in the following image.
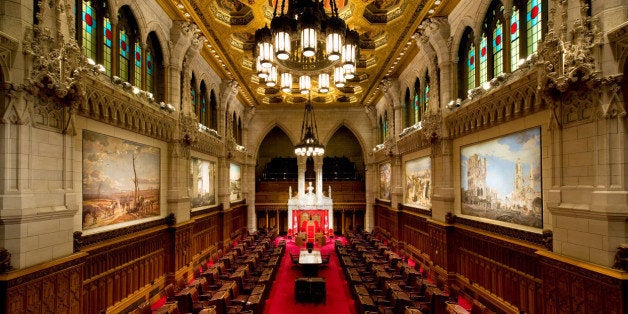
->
[479,34,488,85]
[378,116,384,144]
[423,72,430,114]
[413,78,421,124]
[117,7,140,84]
[199,81,209,126]
[210,90,218,130]
[526,0,542,55]
[481,1,505,81]
[190,74,198,114]
[383,111,389,140]
[134,40,142,87]
[81,0,97,60]
[493,19,504,76]
[510,5,521,70]
[76,0,112,74]
[237,117,242,144]
[145,32,163,101]
[404,88,411,128]
[232,112,238,141]
[103,16,112,75]
[458,27,476,99]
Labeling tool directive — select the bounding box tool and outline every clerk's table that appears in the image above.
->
[299,249,322,277]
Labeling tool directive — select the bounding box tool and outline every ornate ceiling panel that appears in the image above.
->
[172,0,454,108]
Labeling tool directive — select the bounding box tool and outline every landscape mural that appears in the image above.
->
[405,157,431,207]
[82,130,160,230]
[379,162,391,200]
[230,163,242,201]
[461,127,542,228]
[190,158,216,208]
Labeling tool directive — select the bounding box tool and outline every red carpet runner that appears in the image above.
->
[264,237,357,314]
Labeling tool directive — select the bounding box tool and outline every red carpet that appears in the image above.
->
[263,237,357,314]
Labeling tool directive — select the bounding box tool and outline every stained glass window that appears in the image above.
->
[510,6,520,70]
[103,17,112,75]
[82,0,97,60]
[134,41,142,86]
[493,20,503,76]
[146,51,154,94]
[414,78,421,124]
[191,76,197,113]
[119,29,129,81]
[200,95,207,126]
[527,0,542,55]
[210,90,217,129]
[479,34,488,85]
[467,43,476,91]
[383,111,389,139]
[424,74,430,114]
[404,88,412,128]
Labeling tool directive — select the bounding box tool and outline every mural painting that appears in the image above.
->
[82,130,160,230]
[190,158,216,208]
[230,163,242,201]
[405,156,431,207]
[461,127,542,228]
[379,162,391,200]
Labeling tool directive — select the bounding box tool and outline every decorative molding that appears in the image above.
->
[0,206,77,225]
[398,203,432,217]
[190,204,223,218]
[548,205,628,222]
[73,217,168,251]
[452,215,550,249]
[0,252,86,287]
[78,74,176,142]
[445,72,542,138]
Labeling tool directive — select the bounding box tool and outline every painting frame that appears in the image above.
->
[404,156,431,208]
[379,162,391,200]
[460,126,543,229]
[82,130,161,231]
[190,157,217,209]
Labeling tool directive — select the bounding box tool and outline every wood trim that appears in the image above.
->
[452,215,550,249]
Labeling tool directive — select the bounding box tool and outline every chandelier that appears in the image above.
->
[255,0,359,95]
[294,99,324,156]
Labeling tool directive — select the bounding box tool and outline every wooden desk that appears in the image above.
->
[299,250,322,277]
[154,301,179,314]
[446,302,470,314]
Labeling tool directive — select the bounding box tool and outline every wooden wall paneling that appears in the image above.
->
[80,226,169,312]
[537,251,626,314]
[0,253,86,314]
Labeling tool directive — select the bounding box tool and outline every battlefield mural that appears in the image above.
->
[190,158,216,208]
[405,157,431,208]
[82,130,160,230]
[230,163,242,201]
[379,162,391,200]
[461,127,542,228]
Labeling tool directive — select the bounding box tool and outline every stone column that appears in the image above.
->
[313,155,323,198]
[297,155,307,196]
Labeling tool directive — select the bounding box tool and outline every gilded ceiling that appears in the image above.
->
[164,0,454,107]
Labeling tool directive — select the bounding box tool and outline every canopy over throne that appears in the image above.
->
[288,176,334,242]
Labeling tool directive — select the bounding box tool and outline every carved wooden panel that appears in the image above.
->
[81,227,169,313]
[3,255,84,314]
[374,204,398,239]
[539,254,624,314]
[192,212,221,258]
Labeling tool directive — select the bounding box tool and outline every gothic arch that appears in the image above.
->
[321,121,369,160]
[450,16,477,63]
[252,122,298,160]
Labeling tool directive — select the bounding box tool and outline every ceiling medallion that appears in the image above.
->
[254,0,361,96]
